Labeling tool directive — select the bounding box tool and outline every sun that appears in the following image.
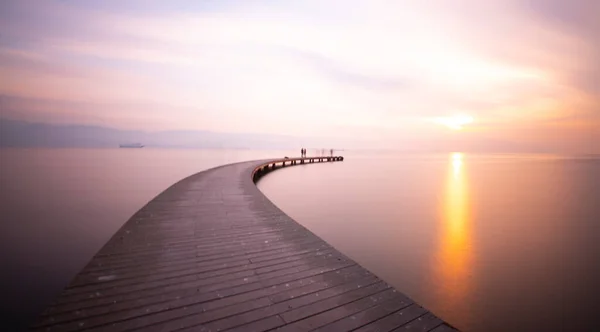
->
[434,114,474,130]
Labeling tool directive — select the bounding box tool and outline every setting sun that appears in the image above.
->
[434,114,474,130]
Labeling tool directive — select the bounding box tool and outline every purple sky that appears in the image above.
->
[1,0,599,152]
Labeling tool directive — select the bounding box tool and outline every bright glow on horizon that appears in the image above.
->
[435,115,474,130]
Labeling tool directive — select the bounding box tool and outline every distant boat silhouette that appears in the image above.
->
[119,143,144,148]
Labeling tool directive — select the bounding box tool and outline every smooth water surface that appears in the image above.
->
[258,153,600,331]
[2,149,599,331]
[0,148,286,331]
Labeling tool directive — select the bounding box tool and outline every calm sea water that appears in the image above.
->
[0,148,286,331]
[1,149,599,331]
[257,153,600,331]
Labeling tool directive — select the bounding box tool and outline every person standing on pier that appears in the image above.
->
[330,149,334,157]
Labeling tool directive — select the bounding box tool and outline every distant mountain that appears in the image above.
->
[0,119,319,149]
[0,118,550,153]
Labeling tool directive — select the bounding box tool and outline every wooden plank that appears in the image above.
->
[225,315,286,332]
[277,286,399,331]
[430,324,460,332]
[47,253,351,316]
[174,277,386,332]
[353,304,428,332]
[67,239,328,294]
[313,295,414,331]
[393,312,445,331]
[33,157,458,332]
[37,265,367,332]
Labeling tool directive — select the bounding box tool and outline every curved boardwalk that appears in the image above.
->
[33,157,457,332]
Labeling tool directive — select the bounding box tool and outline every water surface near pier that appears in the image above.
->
[0,148,281,330]
[2,149,599,331]
[258,153,600,331]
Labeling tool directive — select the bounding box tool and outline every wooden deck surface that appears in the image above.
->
[33,157,457,332]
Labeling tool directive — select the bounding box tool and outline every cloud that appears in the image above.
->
[519,0,600,95]
[0,0,599,152]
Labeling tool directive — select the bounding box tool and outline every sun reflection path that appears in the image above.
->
[434,153,473,313]
[452,153,463,178]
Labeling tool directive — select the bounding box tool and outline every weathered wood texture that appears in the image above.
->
[33,157,457,332]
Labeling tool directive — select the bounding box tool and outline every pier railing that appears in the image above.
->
[252,156,344,182]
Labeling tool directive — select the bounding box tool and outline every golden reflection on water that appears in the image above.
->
[435,152,473,309]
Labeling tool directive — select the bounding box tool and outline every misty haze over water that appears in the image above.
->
[0,118,557,153]
[1,148,599,331]
[3,0,600,330]
[258,153,600,331]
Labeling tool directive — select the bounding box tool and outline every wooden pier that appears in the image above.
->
[33,156,457,332]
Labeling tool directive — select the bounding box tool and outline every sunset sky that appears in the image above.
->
[1,0,598,152]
